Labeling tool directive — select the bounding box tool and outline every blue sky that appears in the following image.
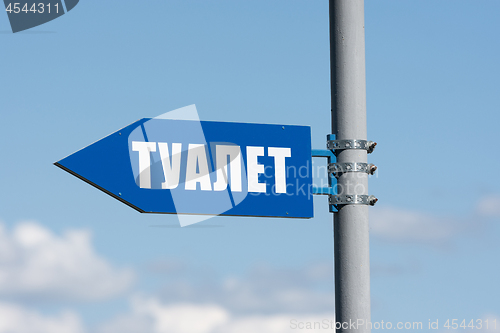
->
[1,1,499,332]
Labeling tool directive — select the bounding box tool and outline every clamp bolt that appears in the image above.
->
[367,141,377,154]
[368,164,378,175]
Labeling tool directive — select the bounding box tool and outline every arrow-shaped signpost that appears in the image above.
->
[55,118,314,220]
[55,0,377,329]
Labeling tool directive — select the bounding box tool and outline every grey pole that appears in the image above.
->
[330,0,371,332]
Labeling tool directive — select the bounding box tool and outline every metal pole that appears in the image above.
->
[330,0,371,332]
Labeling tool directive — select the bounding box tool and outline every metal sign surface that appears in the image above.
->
[55,119,314,218]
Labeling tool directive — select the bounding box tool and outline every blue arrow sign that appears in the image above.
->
[55,119,314,218]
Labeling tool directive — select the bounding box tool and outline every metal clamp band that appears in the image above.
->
[328,162,377,177]
[327,139,377,154]
[329,194,378,206]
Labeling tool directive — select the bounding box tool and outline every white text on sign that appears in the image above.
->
[132,142,291,193]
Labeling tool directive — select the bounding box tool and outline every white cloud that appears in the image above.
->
[476,195,500,218]
[115,263,335,332]
[0,221,134,301]
[98,296,333,333]
[0,301,84,333]
[98,297,228,333]
[371,196,500,244]
[370,206,460,243]
[153,263,334,315]
[215,314,334,333]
